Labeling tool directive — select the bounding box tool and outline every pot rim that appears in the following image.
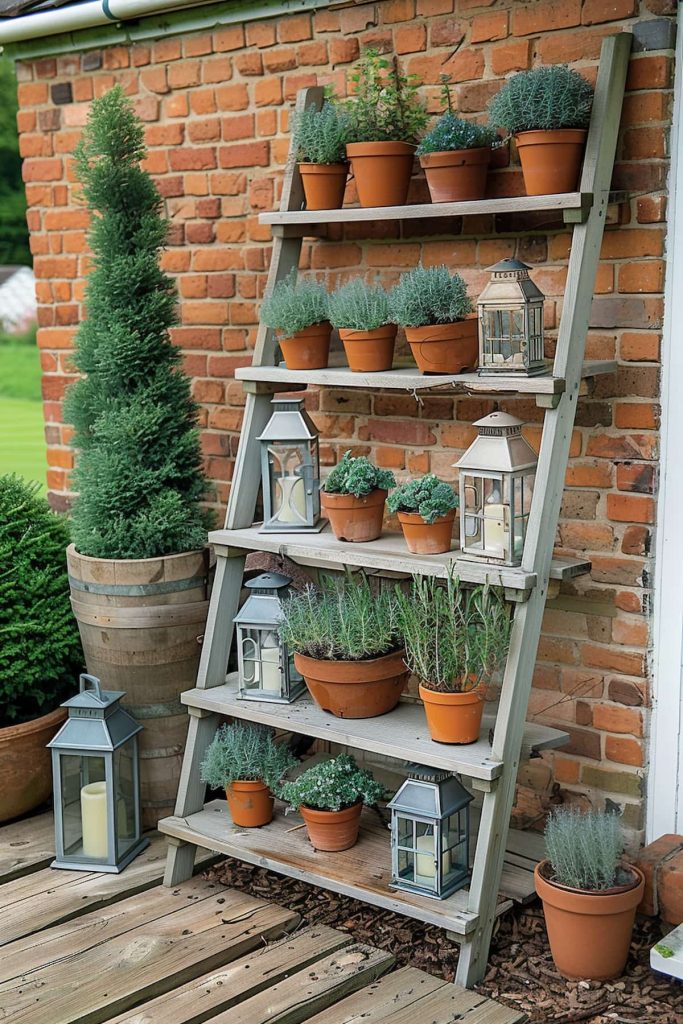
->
[338,325,398,340]
[0,704,66,742]
[346,140,416,155]
[321,487,388,506]
[397,509,456,525]
[404,317,478,341]
[514,128,588,144]
[419,682,484,703]
[299,799,363,820]
[278,321,332,340]
[294,647,407,683]
[298,161,348,172]
[228,779,270,791]
[66,541,207,567]
[535,859,644,898]
[419,147,492,165]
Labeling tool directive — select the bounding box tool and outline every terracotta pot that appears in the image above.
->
[514,129,587,196]
[405,318,478,375]
[299,162,348,210]
[339,325,397,373]
[419,683,485,744]
[279,322,332,370]
[397,509,456,555]
[0,706,66,823]
[321,487,387,542]
[294,648,408,719]
[535,861,645,980]
[299,801,363,851]
[226,780,274,828]
[345,141,416,208]
[420,147,491,203]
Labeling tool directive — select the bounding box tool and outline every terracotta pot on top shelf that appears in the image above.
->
[514,129,587,196]
[321,487,387,543]
[299,801,363,851]
[420,147,491,203]
[294,648,408,719]
[345,141,416,208]
[419,683,485,744]
[405,317,478,375]
[0,706,66,823]
[299,163,348,211]
[278,322,332,370]
[226,779,274,828]
[339,325,397,373]
[397,509,456,555]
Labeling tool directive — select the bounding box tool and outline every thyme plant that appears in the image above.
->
[544,808,627,891]
[417,112,498,156]
[323,450,396,497]
[387,474,458,523]
[340,49,429,144]
[200,722,297,791]
[389,264,472,328]
[260,271,329,336]
[281,753,385,811]
[488,65,594,135]
[292,101,350,164]
[327,278,390,331]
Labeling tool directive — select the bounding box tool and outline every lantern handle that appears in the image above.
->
[79,673,106,704]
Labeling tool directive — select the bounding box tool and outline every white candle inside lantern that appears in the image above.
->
[81,781,108,858]
[260,641,281,692]
[483,503,507,551]
[275,475,307,524]
[415,833,451,882]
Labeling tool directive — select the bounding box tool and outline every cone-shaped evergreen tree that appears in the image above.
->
[64,86,210,559]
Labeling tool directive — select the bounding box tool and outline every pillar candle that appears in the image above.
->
[415,833,451,883]
[275,475,307,524]
[81,781,108,859]
[260,644,282,692]
[483,503,508,552]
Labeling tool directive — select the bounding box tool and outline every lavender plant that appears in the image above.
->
[388,264,472,328]
[200,722,297,791]
[291,102,350,165]
[488,65,594,135]
[327,278,390,331]
[544,808,628,891]
[260,271,329,336]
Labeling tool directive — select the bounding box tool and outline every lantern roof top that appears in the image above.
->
[455,412,538,473]
[474,411,523,433]
[257,396,317,442]
[388,765,473,819]
[60,674,124,713]
[244,572,292,592]
[49,676,142,751]
[486,257,531,274]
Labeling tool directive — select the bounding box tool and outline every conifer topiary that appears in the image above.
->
[64,86,210,560]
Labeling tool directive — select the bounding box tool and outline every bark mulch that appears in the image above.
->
[207,858,682,1024]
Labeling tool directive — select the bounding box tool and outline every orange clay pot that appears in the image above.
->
[345,141,416,208]
[405,317,479,375]
[338,325,397,372]
[419,683,485,744]
[534,861,644,981]
[397,509,456,555]
[321,487,387,542]
[420,147,491,203]
[299,163,348,210]
[299,800,363,851]
[226,780,274,828]
[0,706,66,824]
[294,648,408,719]
[278,322,332,370]
[514,129,587,196]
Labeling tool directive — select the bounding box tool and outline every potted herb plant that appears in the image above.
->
[387,474,458,555]
[281,753,384,851]
[340,48,428,208]
[292,101,350,210]
[488,64,594,196]
[396,575,511,744]
[535,808,645,980]
[389,264,477,375]
[328,278,396,373]
[261,272,331,370]
[279,574,407,718]
[200,722,297,828]
[321,450,396,542]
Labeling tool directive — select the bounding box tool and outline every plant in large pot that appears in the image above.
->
[64,86,213,829]
[339,48,428,208]
[321,450,395,542]
[279,573,407,719]
[328,278,396,373]
[488,64,594,196]
[200,722,297,828]
[291,101,350,211]
[387,474,458,555]
[535,808,645,981]
[396,575,511,744]
[281,753,384,851]
[261,272,331,371]
[0,475,83,823]
[389,263,477,375]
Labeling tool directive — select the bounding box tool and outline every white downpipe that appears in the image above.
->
[0,0,212,45]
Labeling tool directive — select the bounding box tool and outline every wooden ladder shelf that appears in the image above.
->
[159,33,632,988]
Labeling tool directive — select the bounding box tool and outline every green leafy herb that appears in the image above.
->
[389,264,472,328]
[387,474,458,523]
[323,449,396,497]
[544,808,628,891]
[340,49,428,145]
[281,753,385,812]
[291,101,350,165]
[327,278,390,331]
[488,65,594,135]
[260,271,329,337]
[200,722,297,792]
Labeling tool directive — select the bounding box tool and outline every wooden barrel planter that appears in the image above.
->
[67,544,210,830]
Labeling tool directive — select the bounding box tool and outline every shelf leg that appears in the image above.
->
[197,551,246,689]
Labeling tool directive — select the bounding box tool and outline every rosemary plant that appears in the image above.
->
[544,807,628,891]
[260,271,329,336]
[281,753,385,811]
[387,474,458,523]
[291,101,350,165]
[323,450,396,497]
[488,65,594,135]
[327,278,390,331]
[200,722,297,791]
[388,264,472,328]
[340,49,429,145]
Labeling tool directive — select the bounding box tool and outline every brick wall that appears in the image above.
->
[14,0,676,837]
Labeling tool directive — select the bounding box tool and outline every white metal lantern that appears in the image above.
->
[258,396,322,532]
[455,412,538,566]
[388,765,473,900]
[477,258,546,376]
[233,572,305,703]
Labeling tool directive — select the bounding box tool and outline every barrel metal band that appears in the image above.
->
[125,700,185,719]
[68,574,207,597]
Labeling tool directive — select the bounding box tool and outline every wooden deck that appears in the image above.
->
[0,811,525,1024]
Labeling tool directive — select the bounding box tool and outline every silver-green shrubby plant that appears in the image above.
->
[544,807,629,891]
[200,722,297,792]
[488,65,594,135]
[323,450,396,497]
[291,101,350,165]
[327,278,390,331]
[389,264,473,328]
[387,474,458,523]
[260,271,329,336]
[281,753,385,812]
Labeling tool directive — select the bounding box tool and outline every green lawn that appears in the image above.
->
[0,339,46,490]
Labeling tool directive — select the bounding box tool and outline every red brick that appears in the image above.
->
[168,60,200,88]
[168,147,217,171]
[278,14,312,42]
[246,21,277,48]
[583,0,635,23]
[17,82,48,105]
[607,493,655,524]
[512,0,581,36]
[215,83,249,111]
[626,54,673,91]
[606,735,643,767]
[298,41,328,65]
[358,419,437,447]
[22,158,63,182]
[188,119,220,143]
[637,195,666,224]
[491,39,532,74]
[616,463,655,494]
[153,38,182,62]
[614,403,659,430]
[620,332,661,362]
[395,24,427,54]
[235,52,263,76]
[430,16,466,48]
[255,78,283,107]
[219,141,270,168]
[263,47,298,73]
[222,114,255,141]
[202,57,233,84]
[659,850,683,926]
[471,10,508,42]
[214,26,245,52]
[330,37,360,65]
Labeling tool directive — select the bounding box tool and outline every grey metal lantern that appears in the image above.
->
[48,674,148,873]
[477,258,546,376]
[234,572,305,703]
[258,396,322,532]
[388,765,473,900]
[455,412,537,566]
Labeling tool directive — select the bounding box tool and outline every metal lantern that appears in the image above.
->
[48,674,148,873]
[455,412,538,566]
[477,258,546,376]
[233,572,305,703]
[258,396,322,532]
[388,765,473,900]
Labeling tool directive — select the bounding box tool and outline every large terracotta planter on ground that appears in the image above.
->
[294,649,408,719]
[405,318,478,375]
[321,487,387,542]
[339,325,397,372]
[299,801,363,851]
[279,322,332,370]
[345,141,416,208]
[397,509,456,555]
[515,129,587,196]
[420,148,491,203]
[534,861,644,980]
[299,163,348,210]
[0,706,66,823]
[226,780,274,828]
[419,684,485,744]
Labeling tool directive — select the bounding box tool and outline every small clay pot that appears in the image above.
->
[279,322,332,370]
[294,648,408,719]
[226,780,274,828]
[0,706,66,824]
[321,487,387,542]
[345,141,416,208]
[420,147,491,203]
[339,325,397,373]
[299,163,348,210]
[405,317,478,375]
[514,129,587,196]
[397,509,456,555]
[419,683,485,744]
[299,801,363,851]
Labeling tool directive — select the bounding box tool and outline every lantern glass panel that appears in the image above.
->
[239,626,286,697]
[267,444,311,528]
[462,473,510,559]
[114,738,139,860]
[59,754,108,860]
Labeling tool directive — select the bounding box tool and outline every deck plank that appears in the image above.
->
[305,966,448,1023]
[0,810,54,882]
